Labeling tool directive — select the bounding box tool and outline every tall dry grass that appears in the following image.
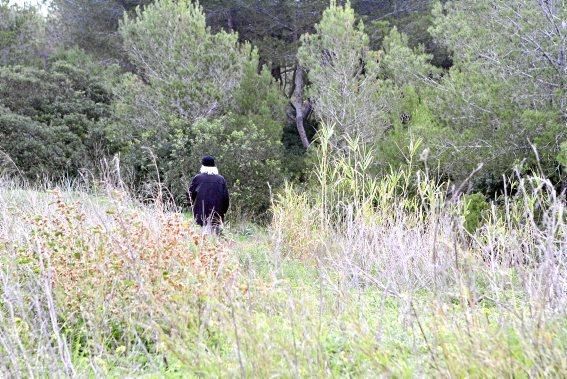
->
[0,175,237,376]
[0,130,565,376]
[270,126,567,375]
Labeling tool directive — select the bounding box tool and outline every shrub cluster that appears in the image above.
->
[0,50,115,178]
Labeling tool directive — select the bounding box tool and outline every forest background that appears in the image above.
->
[1,0,565,217]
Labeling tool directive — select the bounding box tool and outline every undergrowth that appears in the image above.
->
[0,129,565,377]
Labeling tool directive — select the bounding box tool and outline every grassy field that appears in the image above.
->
[1,158,566,377]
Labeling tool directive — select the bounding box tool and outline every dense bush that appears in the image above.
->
[0,108,87,177]
[0,50,116,178]
[462,193,489,234]
[559,142,567,167]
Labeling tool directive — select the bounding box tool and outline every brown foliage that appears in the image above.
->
[23,191,237,338]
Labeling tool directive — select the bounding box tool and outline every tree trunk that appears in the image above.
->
[227,9,235,31]
[291,65,311,148]
[271,65,282,83]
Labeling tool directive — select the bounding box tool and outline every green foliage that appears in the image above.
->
[231,61,286,139]
[0,1,46,66]
[462,192,489,234]
[120,0,254,122]
[0,107,86,177]
[185,117,283,215]
[368,27,442,172]
[0,49,117,178]
[297,6,443,175]
[379,27,440,88]
[1,0,565,214]
[428,0,566,190]
[374,86,443,172]
[559,141,567,168]
[298,1,392,146]
[116,0,286,215]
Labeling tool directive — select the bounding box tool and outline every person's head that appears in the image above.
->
[200,155,219,175]
[201,155,215,167]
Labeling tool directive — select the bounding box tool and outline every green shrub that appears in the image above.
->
[180,116,284,216]
[0,49,116,178]
[0,108,87,177]
[462,192,490,234]
[559,141,567,168]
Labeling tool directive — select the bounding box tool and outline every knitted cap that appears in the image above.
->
[201,155,215,167]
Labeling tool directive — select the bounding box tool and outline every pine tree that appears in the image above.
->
[298,1,392,147]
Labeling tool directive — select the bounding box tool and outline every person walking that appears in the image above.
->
[187,156,229,234]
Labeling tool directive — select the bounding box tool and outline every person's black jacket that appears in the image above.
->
[187,173,229,226]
